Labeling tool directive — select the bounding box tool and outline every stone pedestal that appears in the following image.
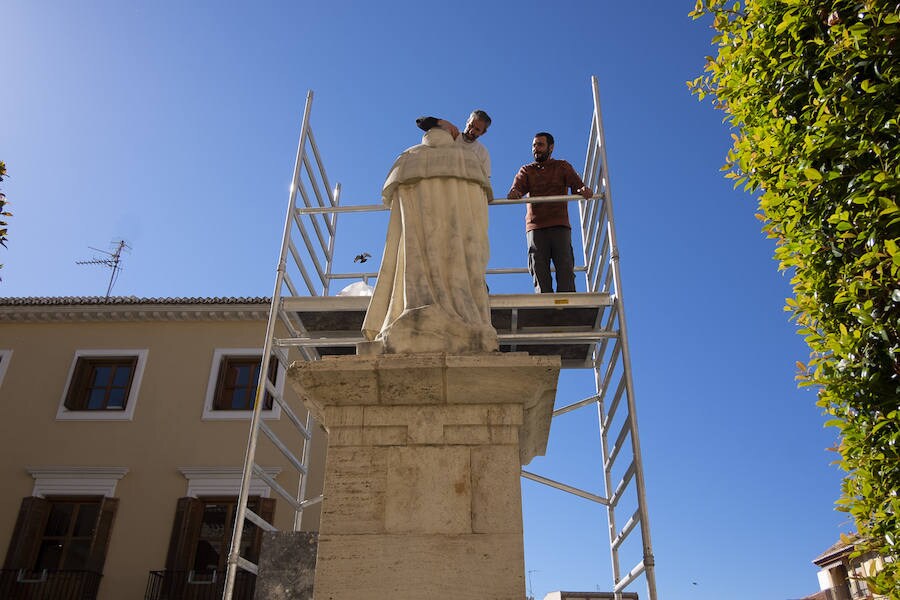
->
[288,352,560,600]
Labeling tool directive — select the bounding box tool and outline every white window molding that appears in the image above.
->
[56,349,149,421]
[201,348,283,421]
[178,466,281,498]
[0,349,12,389]
[27,466,129,498]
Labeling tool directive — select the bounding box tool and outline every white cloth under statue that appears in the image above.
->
[362,127,498,354]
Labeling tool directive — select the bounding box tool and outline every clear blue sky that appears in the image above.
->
[2,2,847,599]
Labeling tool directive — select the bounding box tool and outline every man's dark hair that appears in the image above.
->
[470,110,492,126]
[535,132,554,146]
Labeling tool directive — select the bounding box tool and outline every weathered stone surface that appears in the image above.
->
[293,356,379,423]
[519,387,558,465]
[442,424,492,445]
[314,533,525,600]
[289,353,559,464]
[318,447,387,535]
[327,426,364,447]
[384,446,471,534]
[323,406,364,427]
[471,445,523,534]
[286,351,560,600]
[376,353,445,404]
[444,354,558,464]
[255,531,317,600]
[361,424,407,446]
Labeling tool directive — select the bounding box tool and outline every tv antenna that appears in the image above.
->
[527,569,539,600]
[76,239,131,299]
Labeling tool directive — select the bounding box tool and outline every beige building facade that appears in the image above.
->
[804,536,891,600]
[0,297,325,599]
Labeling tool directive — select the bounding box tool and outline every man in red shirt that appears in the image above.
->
[508,132,593,293]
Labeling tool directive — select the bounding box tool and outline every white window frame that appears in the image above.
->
[0,349,12,389]
[178,466,280,498]
[56,349,149,421]
[201,348,283,421]
[27,466,129,498]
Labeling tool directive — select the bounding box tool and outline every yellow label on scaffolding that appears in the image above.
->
[553,299,570,305]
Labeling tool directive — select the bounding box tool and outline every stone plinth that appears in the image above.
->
[288,352,560,600]
[255,532,317,600]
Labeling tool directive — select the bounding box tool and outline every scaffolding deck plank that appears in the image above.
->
[278,293,615,368]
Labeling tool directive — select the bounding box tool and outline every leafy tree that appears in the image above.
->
[688,0,899,593]
[0,161,9,274]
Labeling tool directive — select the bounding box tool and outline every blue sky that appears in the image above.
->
[2,2,848,599]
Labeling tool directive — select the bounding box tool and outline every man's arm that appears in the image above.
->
[563,161,593,199]
[415,116,459,139]
[507,166,528,199]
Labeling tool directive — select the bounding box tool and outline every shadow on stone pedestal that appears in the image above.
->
[255,531,317,600]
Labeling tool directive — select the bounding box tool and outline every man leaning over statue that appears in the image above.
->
[415,109,492,177]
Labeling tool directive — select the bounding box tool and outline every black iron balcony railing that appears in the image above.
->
[0,569,102,600]
[144,570,256,600]
[807,585,873,600]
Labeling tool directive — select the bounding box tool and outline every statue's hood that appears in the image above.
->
[383,128,492,203]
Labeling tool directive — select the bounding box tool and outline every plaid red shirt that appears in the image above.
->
[508,158,587,231]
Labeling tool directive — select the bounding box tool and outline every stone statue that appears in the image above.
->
[361,126,498,354]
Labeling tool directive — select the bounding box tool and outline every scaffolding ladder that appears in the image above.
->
[223,76,657,600]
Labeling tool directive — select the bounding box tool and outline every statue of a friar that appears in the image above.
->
[361,121,498,355]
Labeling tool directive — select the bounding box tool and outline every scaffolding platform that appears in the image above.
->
[280,293,614,368]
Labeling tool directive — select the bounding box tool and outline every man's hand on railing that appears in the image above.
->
[493,193,598,204]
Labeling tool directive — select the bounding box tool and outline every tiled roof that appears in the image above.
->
[0,296,270,306]
[813,534,860,566]
[0,296,271,322]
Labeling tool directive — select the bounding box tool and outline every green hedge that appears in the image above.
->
[688,0,899,593]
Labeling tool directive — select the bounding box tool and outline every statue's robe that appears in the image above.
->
[362,127,498,354]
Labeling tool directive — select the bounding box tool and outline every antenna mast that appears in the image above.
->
[76,239,130,299]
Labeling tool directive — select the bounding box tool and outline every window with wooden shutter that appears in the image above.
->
[164,496,275,576]
[201,349,284,420]
[213,356,277,411]
[164,497,204,572]
[57,349,148,421]
[64,357,137,411]
[3,497,51,570]
[2,496,118,574]
[86,498,118,574]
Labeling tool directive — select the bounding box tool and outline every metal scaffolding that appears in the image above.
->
[223,75,657,600]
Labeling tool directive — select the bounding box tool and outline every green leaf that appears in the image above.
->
[813,78,824,96]
[804,168,823,181]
